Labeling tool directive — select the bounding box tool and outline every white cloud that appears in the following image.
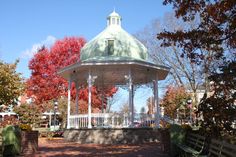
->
[21,35,56,59]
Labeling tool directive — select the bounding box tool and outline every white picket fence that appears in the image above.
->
[68,113,157,129]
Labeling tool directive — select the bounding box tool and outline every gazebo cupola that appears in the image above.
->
[107,10,122,27]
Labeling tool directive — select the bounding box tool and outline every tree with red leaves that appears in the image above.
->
[27,37,117,111]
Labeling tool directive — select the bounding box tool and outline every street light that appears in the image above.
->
[53,99,58,131]
[187,99,192,125]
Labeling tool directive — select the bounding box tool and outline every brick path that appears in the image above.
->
[33,138,169,157]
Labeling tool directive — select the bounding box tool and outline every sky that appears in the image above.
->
[0,0,172,111]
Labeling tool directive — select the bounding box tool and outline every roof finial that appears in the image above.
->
[113,7,116,12]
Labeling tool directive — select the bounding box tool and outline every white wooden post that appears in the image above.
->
[128,69,134,127]
[87,71,97,129]
[104,114,108,125]
[88,71,92,129]
[154,75,160,128]
[75,82,79,129]
[75,82,79,115]
[49,110,52,128]
[101,89,104,113]
[112,116,114,127]
[123,114,126,127]
[67,79,71,129]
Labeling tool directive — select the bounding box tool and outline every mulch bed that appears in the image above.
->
[31,138,169,157]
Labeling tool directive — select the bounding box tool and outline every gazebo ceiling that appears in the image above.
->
[58,59,170,86]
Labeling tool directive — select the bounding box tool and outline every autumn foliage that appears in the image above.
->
[161,86,190,119]
[159,0,236,137]
[197,61,236,137]
[27,37,117,111]
[0,60,24,109]
[14,103,42,127]
[159,0,236,63]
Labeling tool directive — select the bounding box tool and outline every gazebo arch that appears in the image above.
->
[58,11,170,129]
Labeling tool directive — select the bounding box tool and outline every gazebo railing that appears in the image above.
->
[69,113,128,128]
[68,113,160,129]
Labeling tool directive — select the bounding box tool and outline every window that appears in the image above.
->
[112,18,115,24]
[108,40,114,55]
[109,19,112,25]
[117,19,119,25]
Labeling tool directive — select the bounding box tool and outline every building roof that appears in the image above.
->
[108,10,120,17]
[58,11,170,86]
[80,11,148,61]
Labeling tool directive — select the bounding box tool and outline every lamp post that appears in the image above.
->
[53,100,58,131]
[176,108,179,123]
[187,99,192,125]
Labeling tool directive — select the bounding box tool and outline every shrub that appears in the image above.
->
[2,125,21,156]
[181,124,192,131]
[0,116,19,128]
[14,103,42,128]
[19,124,32,131]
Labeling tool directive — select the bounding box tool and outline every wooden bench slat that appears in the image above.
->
[210,144,220,149]
[188,140,196,145]
[222,142,236,150]
[189,133,205,140]
[194,143,205,149]
[196,141,205,145]
[211,139,222,145]
[179,145,201,154]
[209,149,221,156]
[221,149,236,157]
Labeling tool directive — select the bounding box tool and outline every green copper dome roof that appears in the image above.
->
[80,11,148,61]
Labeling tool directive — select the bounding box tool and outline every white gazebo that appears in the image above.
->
[58,11,170,129]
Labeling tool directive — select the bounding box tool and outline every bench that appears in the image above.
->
[206,139,236,157]
[176,132,206,157]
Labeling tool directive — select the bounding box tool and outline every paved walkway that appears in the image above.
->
[33,138,169,157]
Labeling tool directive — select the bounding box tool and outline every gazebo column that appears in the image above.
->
[88,72,92,129]
[128,70,134,127]
[75,82,79,114]
[75,82,79,129]
[67,78,72,129]
[87,71,97,129]
[153,75,160,128]
[101,89,104,113]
